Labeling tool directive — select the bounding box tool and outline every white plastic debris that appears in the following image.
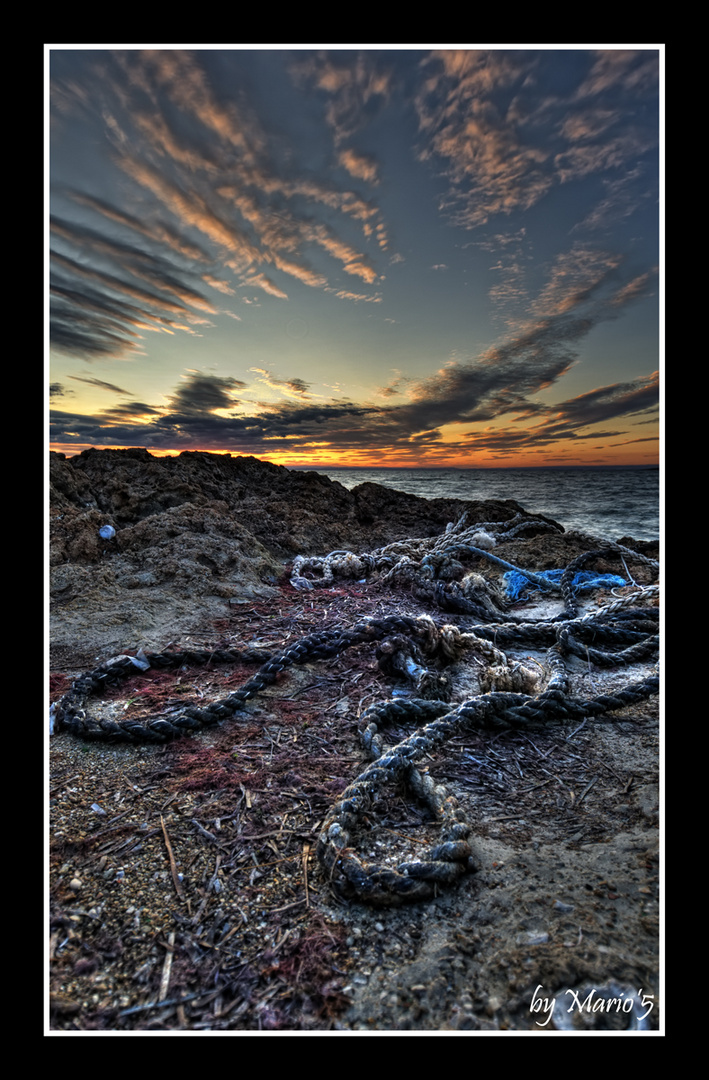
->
[105,653,151,672]
[470,529,496,550]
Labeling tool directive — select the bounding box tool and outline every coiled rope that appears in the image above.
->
[52,523,659,905]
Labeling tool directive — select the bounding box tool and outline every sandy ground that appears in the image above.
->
[49,587,660,1034]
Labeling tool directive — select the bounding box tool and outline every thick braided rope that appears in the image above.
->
[54,615,429,742]
[52,531,659,904]
[53,595,659,743]
[289,523,658,642]
[578,583,659,619]
[313,577,660,904]
[317,671,658,905]
[290,511,562,593]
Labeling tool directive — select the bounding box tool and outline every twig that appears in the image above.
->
[302,842,311,906]
[158,931,175,1002]
[161,814,184,899]
[577,775,599,804]
[270,898,308,914]
[192,855,222,925]
[118,991,203,1018]
[238,826,320,841]
[191,818,219,842]
[520,778,553,794]
[484,811,541,822]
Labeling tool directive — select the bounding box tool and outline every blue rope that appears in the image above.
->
[504,569,626,601]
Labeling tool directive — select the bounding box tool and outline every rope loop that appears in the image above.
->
[52,526,659,904]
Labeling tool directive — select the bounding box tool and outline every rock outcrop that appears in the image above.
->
[49,448,562,659]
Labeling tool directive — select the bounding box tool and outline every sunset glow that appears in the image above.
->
[49,47,661,469]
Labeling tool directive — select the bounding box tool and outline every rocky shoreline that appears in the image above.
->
[49,450,660,1032]
[49,448,586,662]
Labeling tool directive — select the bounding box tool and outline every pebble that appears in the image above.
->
[516,931,549,945]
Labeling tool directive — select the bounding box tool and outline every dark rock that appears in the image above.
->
[49,448,567,657]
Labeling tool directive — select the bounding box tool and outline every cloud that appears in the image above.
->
[553,130,655,185]
[51,264,658,461]
[115,157,263,271]
[338,148,380,184]
[546,372,660,429]
[377,371,409,398]
[574,50,659,99]
[414,48,659,230]
[51,215,220,317]
[166,370,248,415]
[50,50,389,360]
[333,290,382,303]
[609,268,658,307]
[66,189,214,262]
[573,165,652,232]
[249,368,313,399]
[241,272,289,299]
[415,51,552,228]
[528,246,624,319]
[49,231,219,360]
[202,274,236,295]
[291,52,394,145]
[99,400,165,421]
[68,375,131,394]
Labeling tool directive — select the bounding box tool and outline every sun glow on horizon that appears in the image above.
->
[49,438,659,469]
[49,50,661,472]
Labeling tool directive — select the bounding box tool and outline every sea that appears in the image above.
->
[304,467,660,543]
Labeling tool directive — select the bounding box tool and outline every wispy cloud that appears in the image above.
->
[50,50,389,360]
[338,147,380,184]
[249,368,314,400]
[333,289,382,303]
[49,49,659,467]
[51,257,658,460]
[574,50,659,99]
[414,48,658,230]
[415,50,551,228]
[68,375,131,394]
[291,51,394,146]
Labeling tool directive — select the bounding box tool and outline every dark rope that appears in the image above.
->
[52,536,659,904]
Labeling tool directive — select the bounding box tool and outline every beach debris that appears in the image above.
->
[51,519,659,907]
[504,568,627,601]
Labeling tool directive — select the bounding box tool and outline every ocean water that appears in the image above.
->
[307,467,660,543]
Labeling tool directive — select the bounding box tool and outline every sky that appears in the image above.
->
[48,46,662,468]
